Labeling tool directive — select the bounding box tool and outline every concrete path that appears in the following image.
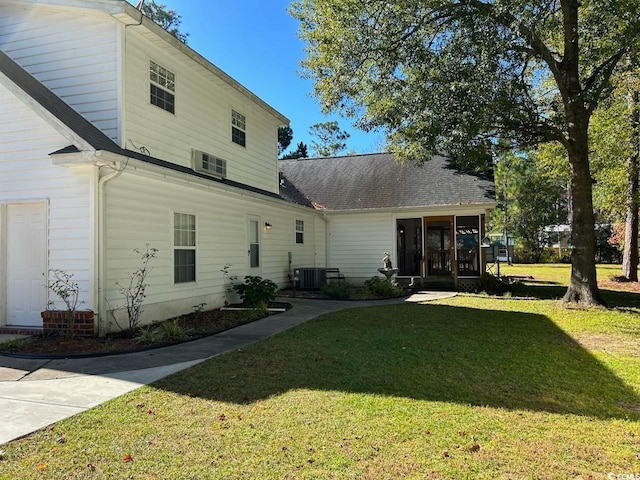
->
[0,292,455,445]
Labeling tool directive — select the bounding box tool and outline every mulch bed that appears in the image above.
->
[0,304,290,357]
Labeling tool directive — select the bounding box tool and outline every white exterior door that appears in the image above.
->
[6,203,47,327]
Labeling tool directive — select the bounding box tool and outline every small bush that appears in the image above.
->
[364,276,404,298]
[233,276,278,307]
[135,325,164,345]
[320,282,351,299]
[158,318,189,341]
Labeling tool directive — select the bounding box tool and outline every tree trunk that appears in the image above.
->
[558,0,603,305]
[561,115,603,305]
[622,84,640,281]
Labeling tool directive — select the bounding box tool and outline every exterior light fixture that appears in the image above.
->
[264,222,272,230]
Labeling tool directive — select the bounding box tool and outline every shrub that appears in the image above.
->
[320,282,351,299]
[364,276,404,298]
[135,325,164,345]
[232,276,278,307]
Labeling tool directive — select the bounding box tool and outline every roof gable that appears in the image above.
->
[0,50,123,153]
[279,153,496,211]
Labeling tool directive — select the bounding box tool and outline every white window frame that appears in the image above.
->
[173,212,196,284]
[192,149,227,178]
[149,59,175,114]
[232,109,246,147]
[295,219,304,244]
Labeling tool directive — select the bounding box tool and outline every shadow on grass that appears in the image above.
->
[513,282,640,309]
[155,303,639,420]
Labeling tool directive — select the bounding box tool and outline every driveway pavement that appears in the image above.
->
[0,292,456,445]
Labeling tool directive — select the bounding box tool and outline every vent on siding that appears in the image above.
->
[192,149,227,178]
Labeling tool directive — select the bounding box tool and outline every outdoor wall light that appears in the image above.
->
[264,222,272,230]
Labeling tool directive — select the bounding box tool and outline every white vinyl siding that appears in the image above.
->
[0,5,120,142]
[0,82,95,321]
[123,28,281,193]
[104,168,320,327]
[326,212,395,283]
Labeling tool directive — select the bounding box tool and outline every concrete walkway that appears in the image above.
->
[0,292,455,445]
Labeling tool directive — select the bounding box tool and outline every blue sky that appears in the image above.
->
[153,0,384,156]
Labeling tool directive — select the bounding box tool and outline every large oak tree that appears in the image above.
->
[291,0,640,304]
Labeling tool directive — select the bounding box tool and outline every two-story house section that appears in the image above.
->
[0,0,324,332]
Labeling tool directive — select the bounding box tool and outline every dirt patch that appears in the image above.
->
[572,332,640,357]
[0,305,288,357]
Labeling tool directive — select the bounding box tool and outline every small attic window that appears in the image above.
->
[192,150,226,177]
[150,60,175,114]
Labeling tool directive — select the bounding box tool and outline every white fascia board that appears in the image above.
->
[321,202,497,216]
[0,71,95,152]
[50,149,121,167]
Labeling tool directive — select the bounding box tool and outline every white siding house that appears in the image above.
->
[0,1,494,338]
[0,0,320,334]
[280,154,496,288]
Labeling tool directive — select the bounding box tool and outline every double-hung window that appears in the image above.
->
[174,212,196,283]
[295,220,304,244]
[150,60,175,114]
[232,110,246,147]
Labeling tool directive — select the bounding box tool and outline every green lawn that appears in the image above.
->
[2,274,640,479]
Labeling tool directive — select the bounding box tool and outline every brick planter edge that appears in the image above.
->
[41,310,95,337]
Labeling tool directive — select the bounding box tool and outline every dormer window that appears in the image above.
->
[232,110,246,147]
[150,60,175,114]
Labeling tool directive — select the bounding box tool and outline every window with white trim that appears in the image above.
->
[192,150,227,177]
[174,212,196,283]
[232,110,246,147]
[295,219,304,244]
[150,60,175,114]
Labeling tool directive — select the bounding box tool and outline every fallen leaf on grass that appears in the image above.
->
[468,443,481,453]
[123,454,133,463]
[37,463,47,470]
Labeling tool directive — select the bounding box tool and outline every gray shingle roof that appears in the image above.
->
[279,153,495,211]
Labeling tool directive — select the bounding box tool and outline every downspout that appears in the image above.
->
[320,209,329,268]
[97,162,123,335]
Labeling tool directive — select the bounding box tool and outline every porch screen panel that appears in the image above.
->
[456,215,480,276]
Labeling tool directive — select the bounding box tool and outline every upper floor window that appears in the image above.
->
[295,219,304,244]
[232,110,246,147]
[150,60,175,114]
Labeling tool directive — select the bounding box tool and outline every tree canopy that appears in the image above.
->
[278,126,294,155]
[139,0,189,44]
[291,0,640,304]
[281,141,310,159]
[309,120,350,157]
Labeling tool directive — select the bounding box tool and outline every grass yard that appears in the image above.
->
[2,267,640,479]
